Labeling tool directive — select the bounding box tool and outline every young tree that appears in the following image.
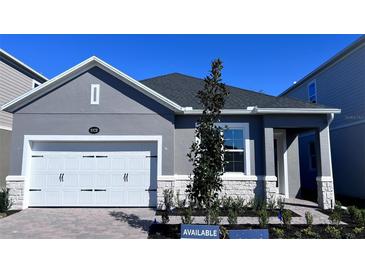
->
[186,59,229,222]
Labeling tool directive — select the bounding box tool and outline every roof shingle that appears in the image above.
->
[141,73,327,109]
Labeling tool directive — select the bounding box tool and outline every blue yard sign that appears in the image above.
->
[180,224,220,239]
[229,229,269,239]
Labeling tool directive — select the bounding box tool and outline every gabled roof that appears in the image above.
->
[280,35,365,96]
[2,56,340,114]
[0,49,48,82]
[1,56,183,113]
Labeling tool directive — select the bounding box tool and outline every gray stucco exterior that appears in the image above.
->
[3,59,337,209]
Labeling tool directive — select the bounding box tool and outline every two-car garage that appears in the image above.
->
[26,139,159,207]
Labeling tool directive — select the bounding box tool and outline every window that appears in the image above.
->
[222,128,245,173]
[308,141,317,170]
[32,79,41,89]
[307,80,317,103]
[90,84,100,104]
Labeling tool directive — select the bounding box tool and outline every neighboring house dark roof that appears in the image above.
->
[279,35,365,96]
[141,73,327,109]
[0,49,48,83]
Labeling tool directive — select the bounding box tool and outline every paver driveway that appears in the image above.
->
[0,208,156,239]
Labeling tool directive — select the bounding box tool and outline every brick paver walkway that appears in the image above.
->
[0,208,156,239]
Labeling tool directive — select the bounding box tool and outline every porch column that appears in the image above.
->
[263,127,279,202]
[315,125,335,209]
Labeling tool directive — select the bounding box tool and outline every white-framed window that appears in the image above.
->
[307,80,317,103]
[216,123,250,174]
[90,84,100,105]
[308,141,317,170]
[32,79,41,89]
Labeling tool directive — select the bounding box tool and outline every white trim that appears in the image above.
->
[216,122,251,176]
[158,174,261,181]
[20,135,163,208]
[0,49,48,81]
[1,55,341,115]
[183,108,341,115]
[0,125,12,131]
[255,107,340,114]
[32,79,41,89]
[1,56,184,112]
[316,176,333,182]
[90,84,100,105]
[261,175,278,181]
[6,175,25,182]
[307,79,317,104]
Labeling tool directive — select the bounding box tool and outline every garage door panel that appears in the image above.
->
[29,146,156,207]
[65,158,80,170]
[94,190,108,204]
[63,173,79,187]
[46,174,62,187]
[80,157,96,170]
[30,174,46,189]
[79,174,94,188]
[47,157,64,171]
[44,190,61,205]
[110,174,123,187]
[95,174,109,187]
[79,190,93,205]
[96,157,111,170]
[31,157,47,171]
[62,189,79,205]
[29,191,43,206]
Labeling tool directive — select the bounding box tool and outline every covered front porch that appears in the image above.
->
[263,113,335,209]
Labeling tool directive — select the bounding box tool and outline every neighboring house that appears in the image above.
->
[1,56,340,210]
[0,49,47,188]
[280,35,365,203]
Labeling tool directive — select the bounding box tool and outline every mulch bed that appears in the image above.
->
[155,208,300,218]
[0,210,20,219]
[148,223,365,239]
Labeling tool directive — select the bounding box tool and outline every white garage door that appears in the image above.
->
[29,150,157,207]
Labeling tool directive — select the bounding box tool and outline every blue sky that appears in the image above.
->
[0,34,361,95]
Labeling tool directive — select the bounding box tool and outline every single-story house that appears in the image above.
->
[1,56,340,210]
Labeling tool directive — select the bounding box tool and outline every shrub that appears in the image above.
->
[181,206,194,224]
[258,209,269,228]
[353,226,364,236]
[161,188,174,224]
[232,196,246,215]
[328,210,342,226]
[300,227,319,239]
[175,190,186,209]
[305,211,313,227]
[277,197,285,212]
[0,188,13,213]
[250,197,267,212]
[221,195,233,211]
[227,208,238,225]
[347,206,365,226]
[267,195,277,211]
[325,226,342,239]
[272,227,285,239]
[161,211,170,224]
[282,209,292,226]
[205,202,221,225]
[163,188,174,211]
